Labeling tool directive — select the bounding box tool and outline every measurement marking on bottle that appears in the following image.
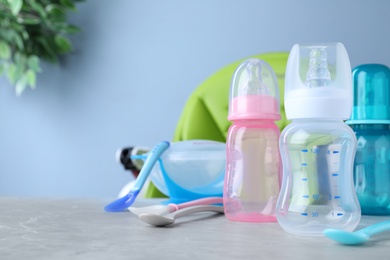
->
[301,149,308,153]
[332,173,339,176]
[337,213,343,216]
[301,163,308,166]
[301,213,308,216]
[301,178,308,181]
[302,195,309,198]
[333,150,340,154]
[334,196,341,199]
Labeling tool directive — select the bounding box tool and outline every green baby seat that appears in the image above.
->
[144,52,289,198]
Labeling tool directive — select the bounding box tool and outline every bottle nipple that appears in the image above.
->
[240,59,270,96]
[284,42,353,120]
[305,48,331,88]
[228,58,280,121]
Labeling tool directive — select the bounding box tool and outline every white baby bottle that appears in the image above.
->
[224,58,281,222]
[276,43,361,236]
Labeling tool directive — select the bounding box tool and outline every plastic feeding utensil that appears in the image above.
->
[138,205,224,227]
[128,197,223,216]
[324,220,390,245]
[135,140,226,204]
[104,141,170,212]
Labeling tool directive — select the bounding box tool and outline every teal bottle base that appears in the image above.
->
[358,194,390,215]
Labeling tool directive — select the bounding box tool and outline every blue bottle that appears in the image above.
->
[347,64,390,215]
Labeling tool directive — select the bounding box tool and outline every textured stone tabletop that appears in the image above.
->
[1,197,389,260]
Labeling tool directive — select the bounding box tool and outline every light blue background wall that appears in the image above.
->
[1,0,390,199]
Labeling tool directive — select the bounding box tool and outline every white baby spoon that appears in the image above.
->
[138,205,224,226]
[128,197,223,216]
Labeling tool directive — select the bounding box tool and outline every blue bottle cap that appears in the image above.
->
[348,64,390,124]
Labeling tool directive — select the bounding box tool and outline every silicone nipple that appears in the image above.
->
[305,48,331,88]
[241,59,270,95]
[228,58,280,120]
[284,42,352,120]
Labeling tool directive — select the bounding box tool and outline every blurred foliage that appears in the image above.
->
[0,0,83,96]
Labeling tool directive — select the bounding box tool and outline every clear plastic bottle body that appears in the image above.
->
[224,120,281,222]
[351,124,390,215]
[276,119,361,236]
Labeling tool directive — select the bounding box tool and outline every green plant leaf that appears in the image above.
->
[0,63,5,76]
[14,52,26,68]
[36,37,58,62]
[7,0,23,15]
[60,0,76,11]
[1,29,16,44]
[16,16,41,25]
[2,0,83,95]
[45,4,65,21]
[25,69,36,88]
[12,31,24,50]
[15,77,27,96]
[28,0,47,18]
[0,40,11,59]
[54,34,72,53]
[27,55,41,72]
[62,24,80,34]
[21,31,29,40]
[7,63,19,85]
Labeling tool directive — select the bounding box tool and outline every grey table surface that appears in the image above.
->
[1,197,389,260]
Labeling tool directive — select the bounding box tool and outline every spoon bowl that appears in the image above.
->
[139,213,176,226]
[323,220,390,245]
[323,229,369,245]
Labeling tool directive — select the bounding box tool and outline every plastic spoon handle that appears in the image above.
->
[362,220,390,236]
[104,141,170,212]
[173,197,223,210]
[171,205,224,220]
[129,197,223,216]
[131,141,170,191]
[138,205,224,226]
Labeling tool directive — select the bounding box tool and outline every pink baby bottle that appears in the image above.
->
[224,58,281,222]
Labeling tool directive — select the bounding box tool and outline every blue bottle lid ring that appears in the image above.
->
[346,119,390,125]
